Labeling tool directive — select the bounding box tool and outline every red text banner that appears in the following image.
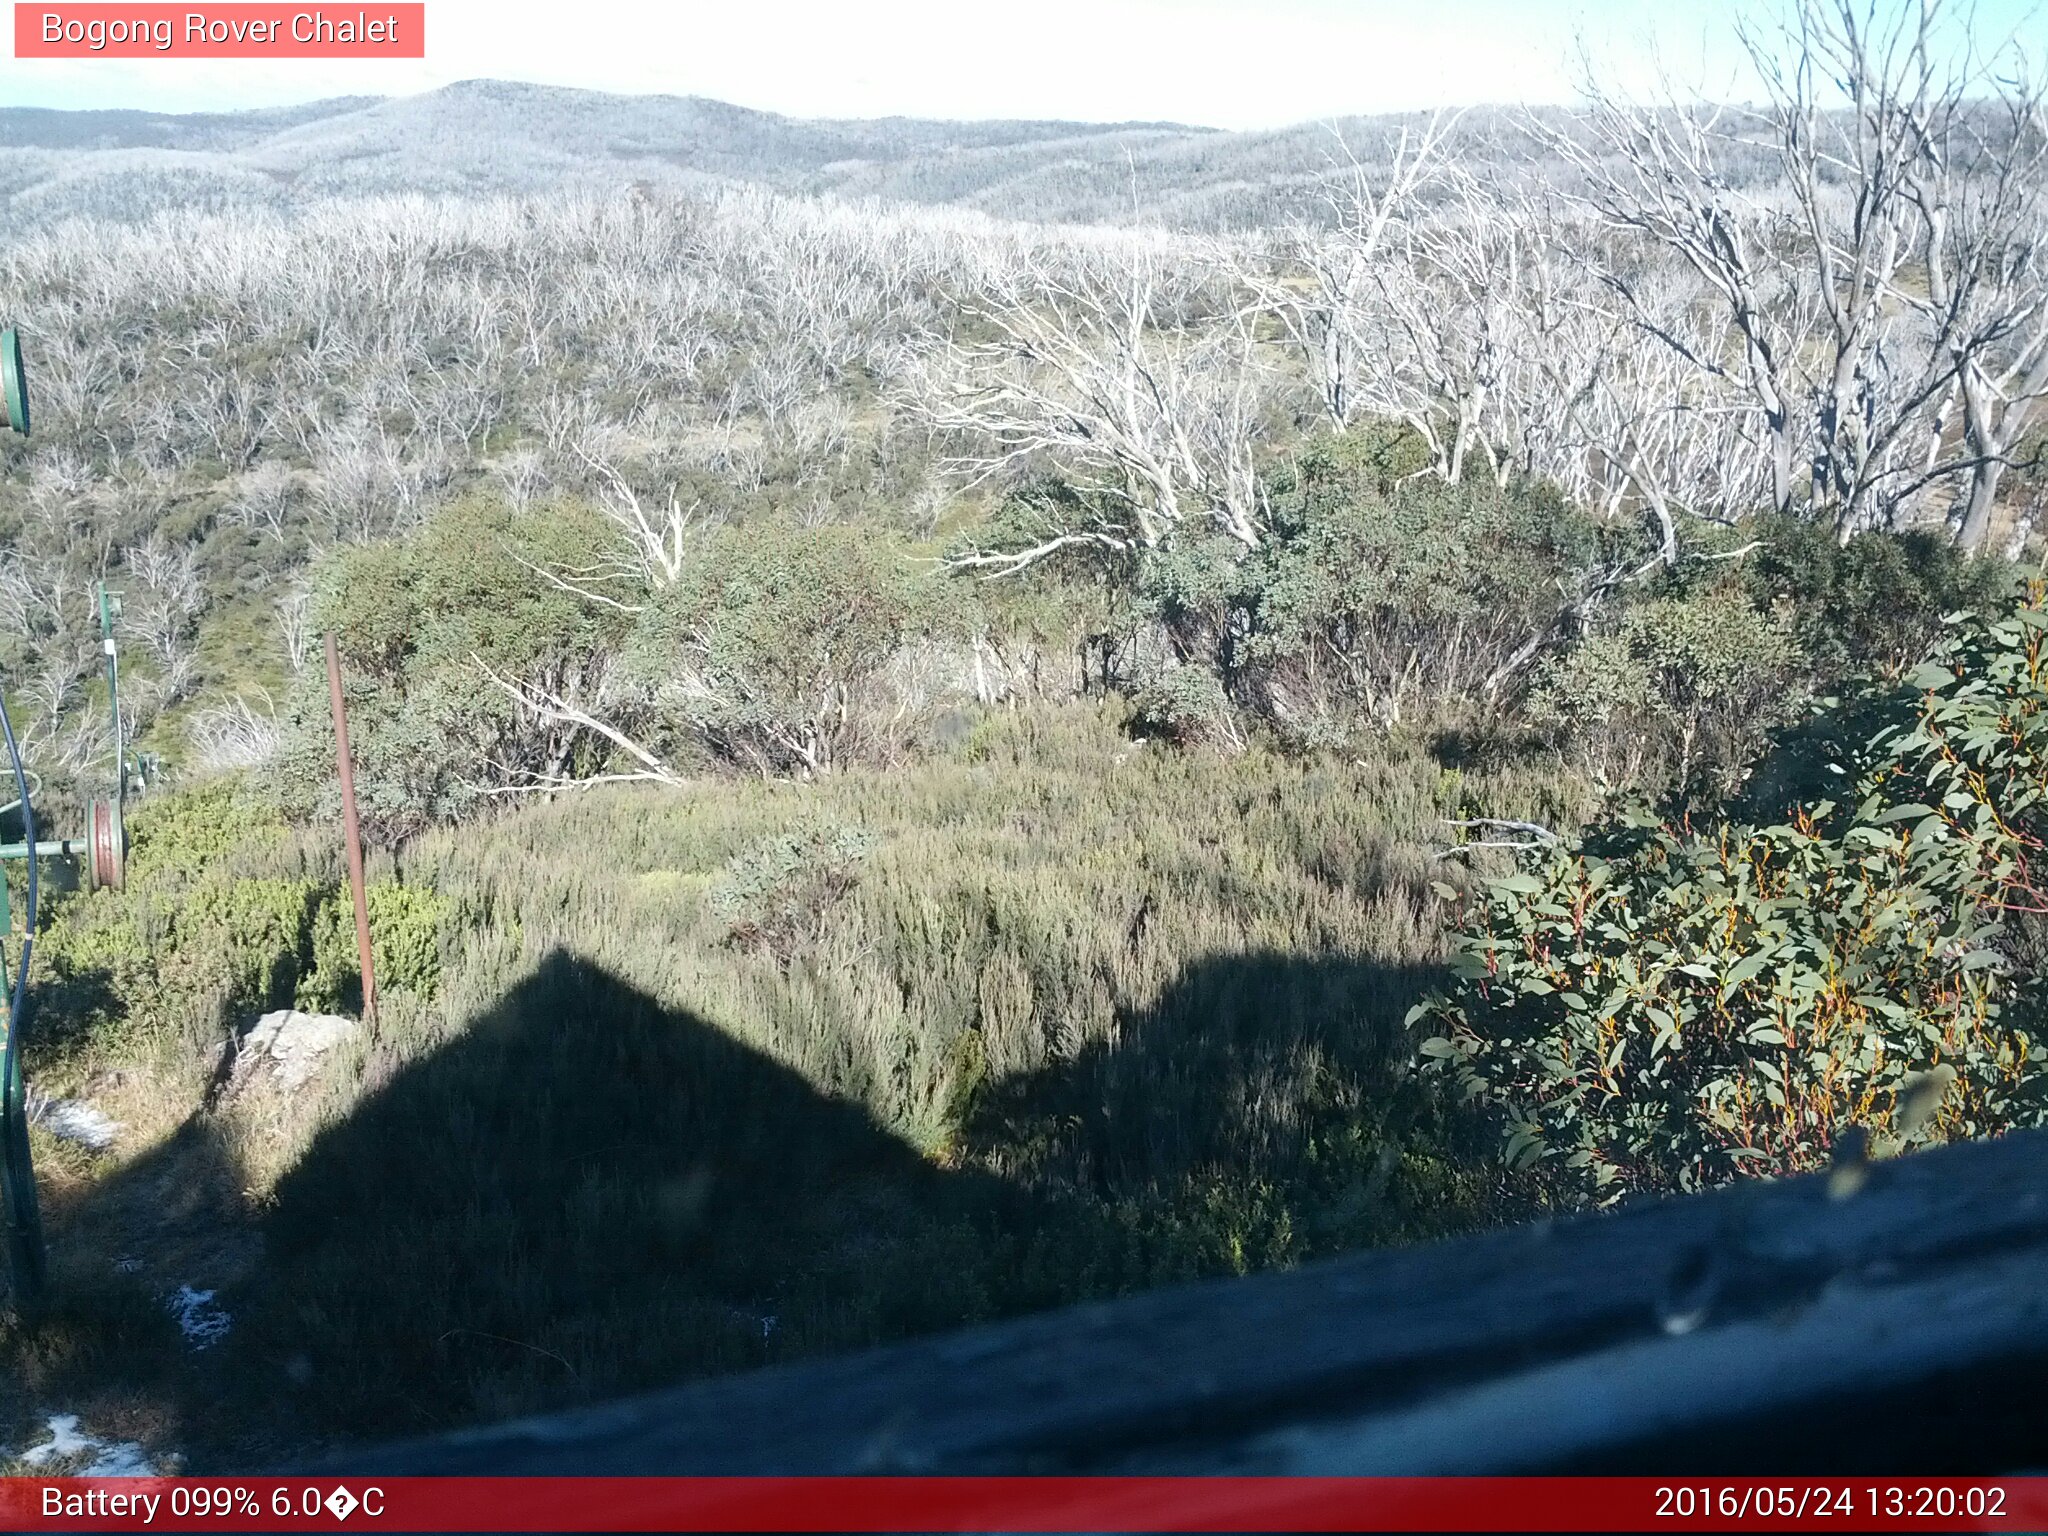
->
[1,1476,2045,1532]
[15,5,425,58]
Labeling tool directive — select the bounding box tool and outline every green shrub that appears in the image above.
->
[1523,522,2019,811]
[302,883,454,1010]
[1231,434,1616,727]
[122,779,287,887]
[704,817,877,963]
[1135,531,1256,669]
[627,524,946,775]
[36,863,319,1064]
[30,782,451,1076]
[959,430,1626,745]
[1131,666,1240,747]
[1415,586,2048,1204]
[1528,587,1797,800]
[271,495,635,839]
[195,877,325,1012]
[1734,517,2018,683]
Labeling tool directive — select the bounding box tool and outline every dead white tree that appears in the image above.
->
[1885,27,2048,547]
[1537,71,1815,519]
[905,241,1269,575]
[490,448,551,512]
[1550,258,1777,557]
[1738,0,1976,533]
[1241,115,1460,432]
[572,447,708,593]
[1354,165,1536,486]
[187,693,283,773]
[469,652,687,794]
[1553,0,2048,547]
[1940,170,2048,548]
[1493,205,1627,507]
[227,460,296,543]
[276,586,313,674]
[123,536,204,678]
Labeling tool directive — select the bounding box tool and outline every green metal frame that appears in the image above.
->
[1,695,47,1308]
[0,591,125,874]
[0,322,44,1305]
[0,327,133,1305]
[1,328,26,436]
[102,584,124,805]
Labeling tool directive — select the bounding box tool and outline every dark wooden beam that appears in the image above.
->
[320,1129,2048,1476]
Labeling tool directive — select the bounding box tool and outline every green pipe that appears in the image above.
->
[99,584,124,807]
[0,841,87,861]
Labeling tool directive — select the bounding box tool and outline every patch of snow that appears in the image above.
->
[16,1414,155,1476]
[81,1441,158,1477]
[24,1088,123,1152]
[168,1285,232,1350]
[17,1413,92,1465]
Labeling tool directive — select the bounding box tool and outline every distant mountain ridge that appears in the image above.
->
[0,80,1212,153]
[0,95,382,151]
[0,78,1467,229]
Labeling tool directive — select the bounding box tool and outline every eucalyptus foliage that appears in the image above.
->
[1416,587,2048,1202]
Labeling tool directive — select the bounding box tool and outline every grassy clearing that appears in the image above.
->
[1,702,1583,1468]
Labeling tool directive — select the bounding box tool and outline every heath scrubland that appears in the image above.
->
[3,0,2048,1471]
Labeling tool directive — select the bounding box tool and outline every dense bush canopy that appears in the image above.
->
[1417,587,2048,1202]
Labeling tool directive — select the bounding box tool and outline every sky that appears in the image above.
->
[0,0,2041,128]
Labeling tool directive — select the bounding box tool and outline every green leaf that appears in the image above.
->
[1719,949,1771,1000]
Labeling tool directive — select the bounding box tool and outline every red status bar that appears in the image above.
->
[3,1477,2045,1532]
[14,5,425,58]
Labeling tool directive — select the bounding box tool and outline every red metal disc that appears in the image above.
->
[89,798,122,891]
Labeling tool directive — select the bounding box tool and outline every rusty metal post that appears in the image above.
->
[324,632,377,1027]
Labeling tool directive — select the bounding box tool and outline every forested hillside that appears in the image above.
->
[2,0,2046,1476]
[0,78,1352,228]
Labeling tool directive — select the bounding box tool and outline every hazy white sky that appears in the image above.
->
[1,0,2040,127]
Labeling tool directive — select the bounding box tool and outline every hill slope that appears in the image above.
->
[0,79,1467,227]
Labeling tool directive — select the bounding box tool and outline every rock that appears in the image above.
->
[24,1088,122,1152]
[229,1009,360,1094]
